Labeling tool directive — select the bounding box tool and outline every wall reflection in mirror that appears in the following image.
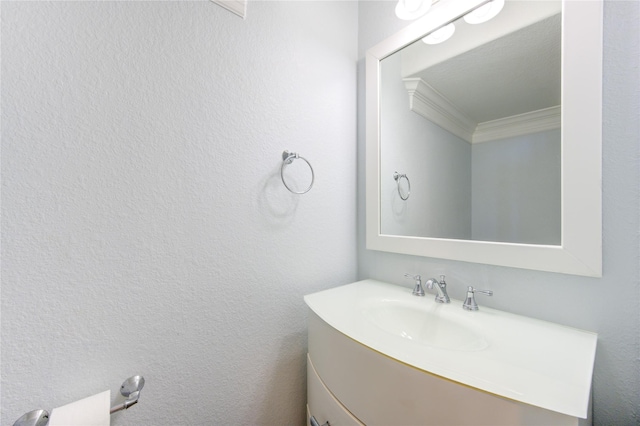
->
[380,0,561,245]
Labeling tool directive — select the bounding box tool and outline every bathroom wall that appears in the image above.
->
[380,48,472,239]
[358,0,639,424]
[1,1,357,425]
[471,129,561,245]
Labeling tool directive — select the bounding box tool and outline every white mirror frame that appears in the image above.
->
[366,0,602,277]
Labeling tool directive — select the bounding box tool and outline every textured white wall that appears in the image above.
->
[1,1,357,425]
[358,0,639,424]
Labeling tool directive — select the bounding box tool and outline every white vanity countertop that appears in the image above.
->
[304,279,597,419]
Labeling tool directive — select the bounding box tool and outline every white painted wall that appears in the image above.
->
[1,1,357,424]
[471,129,561,245]
[358,0,639,423]
[3,0,638,424]
[380,49,472,239]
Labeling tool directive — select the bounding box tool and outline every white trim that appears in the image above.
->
[404,77,561,144]
[473,105,561,143]
[210,0,246,19]
[366,0,602,277]
[404,78,476,142]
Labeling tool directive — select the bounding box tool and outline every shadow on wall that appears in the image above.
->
[255,166,300,228]
[255,331,308,425]
[255,153,315,229]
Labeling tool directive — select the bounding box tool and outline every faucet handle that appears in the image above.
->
[404,273,425,297]
[463,286,493,311]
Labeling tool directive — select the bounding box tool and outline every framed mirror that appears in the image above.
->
[366,0,602,276]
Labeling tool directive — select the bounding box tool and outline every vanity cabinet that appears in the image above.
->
[307,353,364,426]
[307,310,590,426]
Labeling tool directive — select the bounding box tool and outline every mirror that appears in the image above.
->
[381,3,561,245]
[366,0,602,276]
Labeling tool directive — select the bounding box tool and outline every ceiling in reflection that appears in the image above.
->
[399,1,561,125]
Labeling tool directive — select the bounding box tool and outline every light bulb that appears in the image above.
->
[395,0,432,20]
[422,23,455,45]
[464,0,505,24]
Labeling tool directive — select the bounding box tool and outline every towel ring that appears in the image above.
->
[281,151,314,194]
[394,171,410,201]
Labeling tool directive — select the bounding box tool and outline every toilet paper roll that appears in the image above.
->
[48,389,110,426]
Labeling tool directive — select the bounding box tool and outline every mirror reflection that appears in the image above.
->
[380,0,562,245]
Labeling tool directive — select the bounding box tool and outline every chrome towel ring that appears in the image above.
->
[394,171,410,201]
[281,151,314,194]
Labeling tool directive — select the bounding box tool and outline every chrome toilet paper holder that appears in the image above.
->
[13,375,145,426]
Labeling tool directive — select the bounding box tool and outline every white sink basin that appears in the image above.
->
[304,279,597,420]
[362,300,488,351]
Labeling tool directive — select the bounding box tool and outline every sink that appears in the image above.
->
[362,300,488,351]
[304,279,597,420]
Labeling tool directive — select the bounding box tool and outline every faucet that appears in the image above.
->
[404,273,425,296]
[425,275,450,303]
[462,286,493,311]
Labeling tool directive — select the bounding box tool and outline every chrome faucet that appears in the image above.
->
[425,275,450,303]
[404,273,425,296]
[462,286,493,311]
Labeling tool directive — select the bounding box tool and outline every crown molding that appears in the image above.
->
[403,78,476,143]
[473,105,561,143]
[404,78,561,144]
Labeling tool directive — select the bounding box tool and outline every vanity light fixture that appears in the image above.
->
[395,0,432,20]
[463,0,505,24]
[422,23,456,44]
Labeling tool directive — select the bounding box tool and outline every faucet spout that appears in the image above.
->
[425,275,450,303]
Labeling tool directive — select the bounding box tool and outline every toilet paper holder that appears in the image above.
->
[13,375,145,426]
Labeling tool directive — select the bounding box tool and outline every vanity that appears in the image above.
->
[305,280,597,425]
[306,0,603,422]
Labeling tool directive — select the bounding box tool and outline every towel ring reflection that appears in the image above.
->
[281,151,314,194]
[394,171,410,201]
